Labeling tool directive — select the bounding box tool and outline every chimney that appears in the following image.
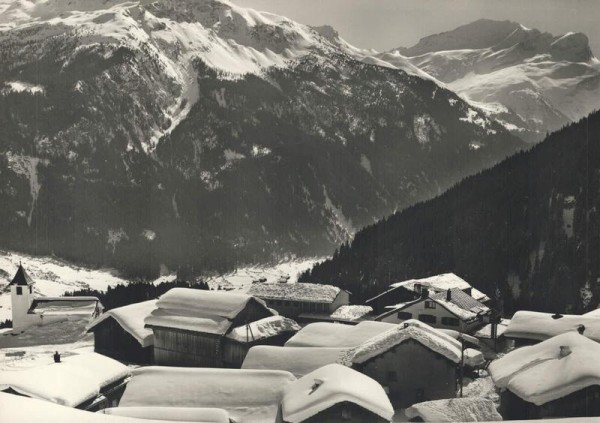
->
[559,346,572,358]
[310,378,324,394]
[53,351,61,363]
[403,322,410,329]
[578,324,586,335]
[420,288,429,299]
[446,289,452,301]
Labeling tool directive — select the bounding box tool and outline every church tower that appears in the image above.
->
[9,264,35,330]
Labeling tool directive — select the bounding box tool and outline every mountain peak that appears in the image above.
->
[398,19,523,56]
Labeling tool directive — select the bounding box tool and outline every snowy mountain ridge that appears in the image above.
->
[0,1,525,276]
[393,19,600,142]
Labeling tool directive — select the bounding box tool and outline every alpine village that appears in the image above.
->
[1,1,600,423]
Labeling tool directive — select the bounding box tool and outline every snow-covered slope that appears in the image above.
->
[394,19,600,142]
[0,2,524,277]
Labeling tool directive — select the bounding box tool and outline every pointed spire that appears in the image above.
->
[10,263,34,286]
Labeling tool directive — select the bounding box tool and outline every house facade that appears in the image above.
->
[339,320,461,408]
[376,289,489,333]
[367,273,490,315]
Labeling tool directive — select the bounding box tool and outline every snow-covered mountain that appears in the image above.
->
[0,1,525,277]
[393,19,600,142]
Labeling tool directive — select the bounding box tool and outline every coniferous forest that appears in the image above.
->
[302,111,600,314]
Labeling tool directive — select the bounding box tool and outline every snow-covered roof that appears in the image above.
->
[144,288,273,335]
[584,308,600,317]
[242,346,346,377]
[0,392,192,423]
[30,297,102,316]
[464,348,485,368]
[474,319,510,339]
[329,305,373,321]
[405,398,502,422]
[505,311,600,342]
[489,332,600,405]
[120,367,296,423]
[338,319,462,366]
[281,363,394,423]
[87,300,157,347]
[284,321,396,348]
[0,353,130,407]
[377,290,488,322]
[226,315,301,343]
[248,283,343,303]
[101,407,230,423]
[389,273,489,302]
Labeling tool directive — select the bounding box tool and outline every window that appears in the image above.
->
[397,311,412,320]
[425,300,436,309]
[418,314,436,324]
[442,317,460,327]
[16,287,22,295]
[387,371,397,382]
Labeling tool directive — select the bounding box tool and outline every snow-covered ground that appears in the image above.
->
[0,250,322,321]
[203,258,322,292]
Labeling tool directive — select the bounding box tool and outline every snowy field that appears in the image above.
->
[0,250,322,321]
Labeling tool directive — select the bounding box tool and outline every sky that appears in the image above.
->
[233,0,600,55]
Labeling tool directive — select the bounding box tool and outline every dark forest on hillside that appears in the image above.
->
[302,112,600,315]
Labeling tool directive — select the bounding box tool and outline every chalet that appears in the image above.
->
[367,273,490,315]
[405,398,502,422]
[119,366,296,423]
[86,300,157,364]
[0,353,130,411]
[144,288,280,367]
[338,319,461,408]
[505,310,600,346]
[242,345,347,377]
[247,282,350,320]
[489,331,600,420]
[8,264,102,331]
[376,288,490,333]
[285,320,396,348]
[281,363,394,423]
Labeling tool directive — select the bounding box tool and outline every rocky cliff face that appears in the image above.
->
[0,1,524,276]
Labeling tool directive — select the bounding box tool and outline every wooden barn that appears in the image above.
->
[489,331,600,420]
[338,320,461,408]
[367,273,490,315]
[144,288,283,367]
[0,353,131,411]
[87,300,157,364]
[281,364,394,423]
[248,283,350,320]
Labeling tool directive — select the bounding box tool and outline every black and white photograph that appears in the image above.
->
[0,0,599,421]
